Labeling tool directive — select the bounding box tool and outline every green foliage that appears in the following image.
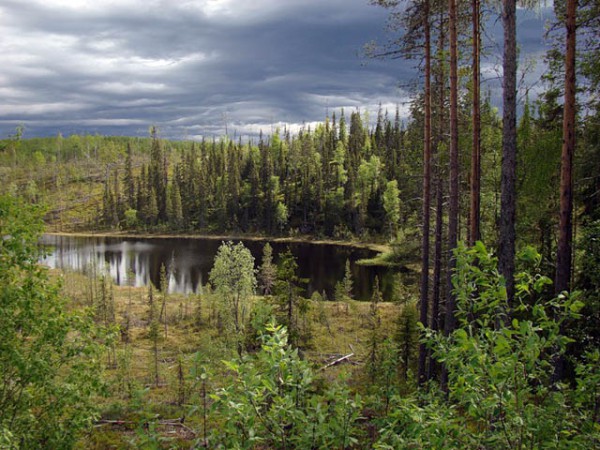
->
[0,195,105,449]
[333,259,354,315]
[395,300,418,382]
[274,201,289,233]
[209,241,256,354]
[244,300,275,353]
[342,259,354,300]
[382,179,401,237]
[148,317,161,387]
[366,277,383,382]
[32,150,45,166]
[376,243,599,449]
[258,243,276,295]
[273,250,310,348]
[123,208,138,228]
[209,323,363,449]
[517,98,561,257]
[6,107,410,238]
[166,181,183,228]
[573,220,600,354]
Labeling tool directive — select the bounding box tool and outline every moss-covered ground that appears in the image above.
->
[54,270,404,448]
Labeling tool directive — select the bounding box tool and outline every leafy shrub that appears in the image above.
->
[376,242,599,449]
[0,195,105,449]
[209,323,363,449]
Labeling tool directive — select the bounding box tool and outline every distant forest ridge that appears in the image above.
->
[0,108,423,244]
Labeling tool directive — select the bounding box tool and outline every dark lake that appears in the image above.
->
[40,234,397,301]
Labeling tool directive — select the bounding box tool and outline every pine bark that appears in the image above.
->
[469,0,481,246]
[445,0,459,337]
[427,9,446,382]
[553,0,577,385]
[555,0,577,295]
[499,0,517,308]
[418,0,432,386]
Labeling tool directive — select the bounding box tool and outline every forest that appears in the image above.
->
[0,0,599,449]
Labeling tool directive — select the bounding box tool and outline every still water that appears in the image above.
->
[40,234,396,300]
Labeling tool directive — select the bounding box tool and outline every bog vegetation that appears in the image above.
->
[1,0,599,448]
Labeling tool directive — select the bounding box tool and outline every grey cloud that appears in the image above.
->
[0,1,550,140]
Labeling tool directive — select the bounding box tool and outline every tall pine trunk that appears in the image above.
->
[499,0,517,309]
[418,0,432,386]
[428,9,446,382]
[469,0,481,245]
[553,0,577,384]
[445,0,459,337]
[555,0,577,295]
[442,0,459,389]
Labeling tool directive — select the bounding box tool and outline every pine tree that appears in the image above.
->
[146,284,160,385]
[396,300,419,382]
[554,0,578,384]
[124,142,135,209]
[136,166,147,224]
[469,0,482,245]
[148,127,168,222]
[429,12,447,380]
[273,249,307,348]
[146,187,159,226]
[259,243,277,295]
[499,0,518,308]
[555,0,577,296]
[227,141,242,228]
[167,181,183,228]
[367,276,383,382]
[418,0,433,386]
[445,0,460,339]
[159,264,169,339]
[342,259,354,300]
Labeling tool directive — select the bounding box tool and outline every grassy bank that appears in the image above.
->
[53,270,405,448]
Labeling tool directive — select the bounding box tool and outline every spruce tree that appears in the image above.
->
[259,243,277,295]
[367,276,383,382]
[273,250,306,348]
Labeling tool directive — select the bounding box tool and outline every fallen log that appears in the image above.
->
[320,352,354,371]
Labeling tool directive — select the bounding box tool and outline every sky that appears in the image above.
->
[0,0,554,141]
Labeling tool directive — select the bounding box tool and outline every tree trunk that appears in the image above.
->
[445,0,459,337]
[428,8,446,382]
[442,0,459,390]
[418,0,432,386]
[553,0,577,385]
[555,0,577,296]
[499,0,517,309]
[469,0,481,246]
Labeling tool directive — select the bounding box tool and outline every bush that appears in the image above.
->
[376,242,600,449]
[209,323,363,449]
[0,195,105,449]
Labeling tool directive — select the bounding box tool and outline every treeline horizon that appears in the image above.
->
[2,97,498,240]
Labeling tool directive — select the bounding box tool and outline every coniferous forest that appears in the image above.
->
[0,1,599,449]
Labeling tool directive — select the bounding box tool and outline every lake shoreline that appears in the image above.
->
[44,230,390,254]
[42,232,396,300]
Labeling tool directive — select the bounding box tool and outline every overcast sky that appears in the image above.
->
[0,0,553,141]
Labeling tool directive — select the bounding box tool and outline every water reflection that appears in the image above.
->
[40,234,396,300]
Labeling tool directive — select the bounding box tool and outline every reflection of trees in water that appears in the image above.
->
[43,237,202,294]
[41,235,397,300]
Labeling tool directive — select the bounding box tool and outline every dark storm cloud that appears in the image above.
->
[0,1,551,140]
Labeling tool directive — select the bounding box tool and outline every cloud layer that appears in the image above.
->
[0,1,551,140]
